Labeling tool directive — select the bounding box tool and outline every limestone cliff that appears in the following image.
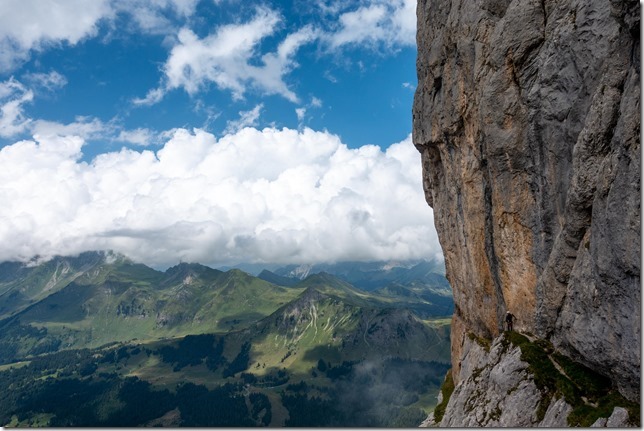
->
[413,0,640,425]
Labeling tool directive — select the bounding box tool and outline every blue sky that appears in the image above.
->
[0,0,441,269]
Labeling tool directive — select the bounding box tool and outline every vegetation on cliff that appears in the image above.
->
[505,332,639,426]
[431,368,455,423]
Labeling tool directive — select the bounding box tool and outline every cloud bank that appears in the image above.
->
[0,128,441,268]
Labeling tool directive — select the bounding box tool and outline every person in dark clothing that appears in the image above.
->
[505,311,516,332]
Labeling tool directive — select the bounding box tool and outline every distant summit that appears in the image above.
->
[269,259,447,290]
[257,269,300,287]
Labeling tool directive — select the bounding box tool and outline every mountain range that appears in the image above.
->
[0,250,453,427]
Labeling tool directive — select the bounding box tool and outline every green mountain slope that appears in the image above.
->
[0,257,304,364]
[270,260,454,317]
[291,272,453,318]
[0,252,122,320]
[229,283,451,374]
[257,269,300,287]
[0,270,451,427]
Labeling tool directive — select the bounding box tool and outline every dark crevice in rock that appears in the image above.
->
[479,138,506,334]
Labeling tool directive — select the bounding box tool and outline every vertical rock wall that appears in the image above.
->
[413,0,640,402]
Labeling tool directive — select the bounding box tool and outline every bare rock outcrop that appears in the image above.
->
[413,0,640,424]
[421,333,636,427]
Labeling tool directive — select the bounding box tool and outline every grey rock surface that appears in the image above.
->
[413,0,640,403]
[539,397,573,428]
[439,336,542,427]
[590,406,631,427]
[591,417,608,427]
[419,412,436,428]
[606,407,631,427]
[423,334,635,427]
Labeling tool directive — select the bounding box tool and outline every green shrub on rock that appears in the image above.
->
[432,369,455,424]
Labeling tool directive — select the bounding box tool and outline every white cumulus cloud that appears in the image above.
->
[325,0,416,49]
[111,0,199,34]
[0,127,441,268]
[0,0,203,72]
[0,77,168,145]
[137,7,319,105]
[0,78,34,138]
[24,70,68,92]
[0,0,112,71]
[115,127,160,146]
[224,104,263,134]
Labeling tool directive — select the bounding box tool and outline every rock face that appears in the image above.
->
[436,336,558,427]
[424,334,633,427]
[413,0,640,420]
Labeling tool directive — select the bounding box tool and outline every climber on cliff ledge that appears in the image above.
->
[505,311,516,332]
